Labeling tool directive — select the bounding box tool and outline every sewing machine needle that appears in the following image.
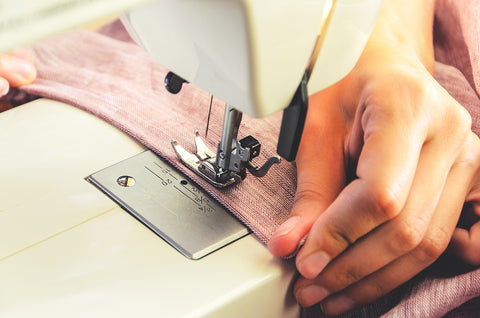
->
[205,95,213,138]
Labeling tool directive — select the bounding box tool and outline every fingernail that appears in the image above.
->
[298,251,330,279]
[296,285,329,307]
[0,78,9,96]
[274,216,301,237]
[322,295,355,316]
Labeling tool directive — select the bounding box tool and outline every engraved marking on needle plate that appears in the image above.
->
[146,164,214,213]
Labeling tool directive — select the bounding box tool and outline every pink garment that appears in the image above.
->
[5,0,480,316]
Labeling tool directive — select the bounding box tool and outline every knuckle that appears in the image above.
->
[415,226,451,263]
[443,104,472,141]
[325,223,356,249]
[363,280,388,302]
[452,105,472,132]
[294,183,330,206]
[391,217,426,252]
[364,182,403,220]
[322,267,364,291]
[341,268,364,286]
[455,133,480,170]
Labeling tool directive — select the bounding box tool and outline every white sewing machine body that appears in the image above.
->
[0,99,298,317]
[123,0,383,117]
[0,0,383,316]
[123,0,383,187]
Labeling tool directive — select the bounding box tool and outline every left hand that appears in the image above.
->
[0,49,37,97]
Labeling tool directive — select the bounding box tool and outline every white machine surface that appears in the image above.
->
[124,0,382,117]
[0,0,156,52]
[0,99,298,318]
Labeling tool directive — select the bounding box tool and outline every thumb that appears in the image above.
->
[268,91,347,257]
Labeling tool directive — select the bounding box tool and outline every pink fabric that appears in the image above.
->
[4,0,480,316]
[15,20,297,245]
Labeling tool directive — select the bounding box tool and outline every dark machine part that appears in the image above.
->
[165,72,188,94]
[277,73,309,162]
[239,135,261,160]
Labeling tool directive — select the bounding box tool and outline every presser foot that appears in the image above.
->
[171,130,280,188]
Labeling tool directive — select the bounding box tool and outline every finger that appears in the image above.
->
[295,84,471,279]
[450,222,480,266]
[268,89,347,257]
[318,133,480,315]
[449,137,480,266]
[294,130,461,306]
[0,53,37,87]
[295,116,424,279]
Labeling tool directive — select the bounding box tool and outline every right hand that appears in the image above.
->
[0,49,37,97]
[267,0,480,313]
[268,51,480,314]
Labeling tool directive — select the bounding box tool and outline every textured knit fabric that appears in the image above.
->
[14,19,297,245]
[4,0,480,316]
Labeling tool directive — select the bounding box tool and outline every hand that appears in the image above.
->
[0,49,37,97]
[269,57,480,315]
[268,0,480,314]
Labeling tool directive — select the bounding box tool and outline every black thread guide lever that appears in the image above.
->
[165,72,188,94]
[277,72,308,162]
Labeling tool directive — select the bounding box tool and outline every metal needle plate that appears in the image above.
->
[87,150,249,259]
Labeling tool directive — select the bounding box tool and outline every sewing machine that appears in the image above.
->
[122,0,383,187]
[0,0,382,316]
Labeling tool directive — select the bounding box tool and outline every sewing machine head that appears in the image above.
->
[1,0,382,189]
[122,0,383,188]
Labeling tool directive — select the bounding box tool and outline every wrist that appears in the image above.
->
[368,0,435,71]
[338,0,435,102]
